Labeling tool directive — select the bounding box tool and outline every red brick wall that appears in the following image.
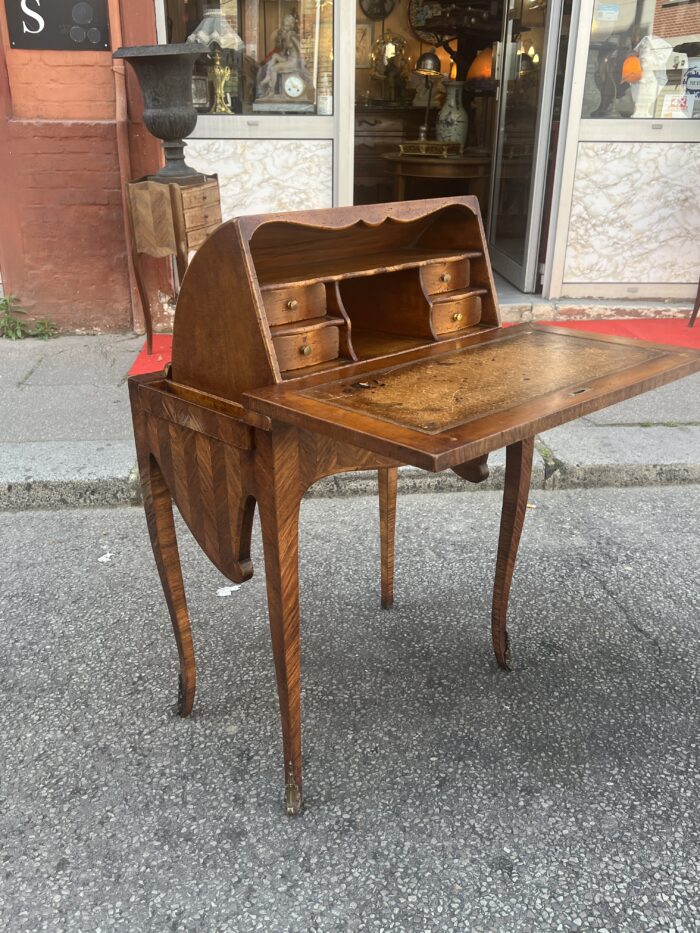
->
[7,121,131,328]
[654,0,700,40]
[0,0,164,332]
[7,50,116,120]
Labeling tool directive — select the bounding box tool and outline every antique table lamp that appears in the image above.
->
[414,49,442,139]
[467,48,493,81]
[188,9,244,114]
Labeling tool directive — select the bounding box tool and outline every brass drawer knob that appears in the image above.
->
[440,272,452,284]
[452,311,464,323]
[299,344,312,356]
[286,299,299,311]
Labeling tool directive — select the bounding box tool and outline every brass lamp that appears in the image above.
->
[187,9,244,115]
[414,49,441,140]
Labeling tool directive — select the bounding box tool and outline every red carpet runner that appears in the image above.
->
[129,319,699,377]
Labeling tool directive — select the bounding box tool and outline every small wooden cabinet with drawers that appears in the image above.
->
[126,175,222,353]
[170,195,500,391]
[172,176,222,259]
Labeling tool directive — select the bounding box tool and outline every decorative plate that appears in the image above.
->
[359,0,397,22]
[407,0,460,44]
[408,0,441,43]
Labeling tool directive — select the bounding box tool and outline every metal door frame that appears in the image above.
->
[487,0,565,292]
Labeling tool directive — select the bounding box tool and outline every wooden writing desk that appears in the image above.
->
[128,197,700,815]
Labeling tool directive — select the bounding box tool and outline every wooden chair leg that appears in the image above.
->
[131,252,154,356]
[378,467,398,609]
[491,437,535,670]
[142,455,196,716]
[256,432,304,816]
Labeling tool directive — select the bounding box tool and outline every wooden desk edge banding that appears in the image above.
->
[128,197,700,816]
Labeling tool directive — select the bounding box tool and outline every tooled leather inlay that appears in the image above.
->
[301,330,659,434]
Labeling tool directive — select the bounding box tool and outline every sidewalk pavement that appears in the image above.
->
[1,334,699,510]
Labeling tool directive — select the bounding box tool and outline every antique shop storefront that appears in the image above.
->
[0,0,698,331]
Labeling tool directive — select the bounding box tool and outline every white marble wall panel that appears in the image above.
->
[564,142,700,285]
[184,138,333,220]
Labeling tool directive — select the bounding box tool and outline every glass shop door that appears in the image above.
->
[487,0,565,292]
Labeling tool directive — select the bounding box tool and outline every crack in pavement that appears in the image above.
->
[16,357,44,387]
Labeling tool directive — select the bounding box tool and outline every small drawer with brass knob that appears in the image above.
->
[421,260,469,295]
[271,317,341,372]
[431,292,484,335]
[263,282,326,326]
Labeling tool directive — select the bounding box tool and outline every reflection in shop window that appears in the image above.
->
[165,1,334,116]
[582,0,700,118]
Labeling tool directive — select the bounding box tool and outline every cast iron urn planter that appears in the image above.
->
[114,43,209,186]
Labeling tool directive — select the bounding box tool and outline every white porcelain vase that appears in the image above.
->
[436,80,468,149]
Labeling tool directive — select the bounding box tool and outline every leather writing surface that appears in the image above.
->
[300,330,660,434]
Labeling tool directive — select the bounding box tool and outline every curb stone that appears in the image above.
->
[0,471,142,511]
[2,447,699,510]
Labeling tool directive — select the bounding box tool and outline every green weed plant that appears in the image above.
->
[0,296,57,340]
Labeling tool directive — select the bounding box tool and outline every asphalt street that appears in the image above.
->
[1,487,699,932]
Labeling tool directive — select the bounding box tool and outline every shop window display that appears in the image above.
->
[164,0,334,115]
[582,0,700,118]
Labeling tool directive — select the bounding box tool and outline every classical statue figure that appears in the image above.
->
[256,14,305,100]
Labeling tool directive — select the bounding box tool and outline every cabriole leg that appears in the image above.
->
[378,467,398,610]
[492,437,535,670]
[143,455,196,716]
[229,495,256,583]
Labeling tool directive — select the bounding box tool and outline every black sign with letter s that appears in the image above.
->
[4,0,110,51]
